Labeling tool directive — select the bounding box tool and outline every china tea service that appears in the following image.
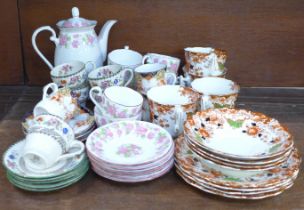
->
[3,7,300,198]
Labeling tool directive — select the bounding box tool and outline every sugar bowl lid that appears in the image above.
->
[56,7,97,29]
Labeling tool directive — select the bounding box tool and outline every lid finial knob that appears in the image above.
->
[72,7,79,17]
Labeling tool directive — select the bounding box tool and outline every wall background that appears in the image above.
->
[1,0,304,86]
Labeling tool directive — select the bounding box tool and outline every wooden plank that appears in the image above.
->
[0,0,23,84]
[19,0,304,86]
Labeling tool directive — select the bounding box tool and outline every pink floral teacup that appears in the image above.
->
[50,60,95,88]
[142,53,181,75]
[89,86,143,119]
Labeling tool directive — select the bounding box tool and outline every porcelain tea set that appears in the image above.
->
[2,7,300,198]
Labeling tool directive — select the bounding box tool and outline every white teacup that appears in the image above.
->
[108,46,143,69]
[22,132,84,171]
[33,83,80,120]
[191,77,240,110]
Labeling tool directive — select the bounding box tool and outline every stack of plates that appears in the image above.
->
[86,120,174,183]
[3,140,89,192]
[22,106,96,142]
[175,108,301,199]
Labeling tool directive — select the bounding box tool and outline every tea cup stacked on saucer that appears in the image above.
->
[22,83,96,142]
[50,60,95,106]
[2,113,89,191]
[3,99,89,191]
[89,86,143,127]
[179,47,227,87]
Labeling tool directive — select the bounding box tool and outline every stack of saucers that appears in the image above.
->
[22,106,96,142]
[86,120,174,182]
[3,140,89,192]
[175,108,301,199]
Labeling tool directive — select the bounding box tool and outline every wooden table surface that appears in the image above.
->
[0,86,303,210]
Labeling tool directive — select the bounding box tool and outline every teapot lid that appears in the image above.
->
[56,7,97,29]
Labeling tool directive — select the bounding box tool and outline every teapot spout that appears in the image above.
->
[98,20,117,64]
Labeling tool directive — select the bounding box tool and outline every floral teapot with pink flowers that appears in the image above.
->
[32,7,117,70]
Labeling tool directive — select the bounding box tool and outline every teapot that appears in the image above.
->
[32,7,117,70]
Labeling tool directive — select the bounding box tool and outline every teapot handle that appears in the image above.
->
[32,26,58,70]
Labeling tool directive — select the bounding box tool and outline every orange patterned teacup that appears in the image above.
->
[147,85,200,138]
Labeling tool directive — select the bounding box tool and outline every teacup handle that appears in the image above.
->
[142,54,151,64]
[85,61,96,75]
[201,95,212,110]
[42,83,58,100]
[165,72,177,85]
[174,105,186,136]
[121,68,134,87]
[56,140,84,162]
[89,86,104,111]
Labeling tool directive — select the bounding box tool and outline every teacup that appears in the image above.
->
[108,46,143,69]
[33,83,80,120]
[184,47,227,77]
[70,83,90,106]
[88,65,134,89]
[134,64,177,95]
[90,86,143,119]
[191,77,240,110]
[147,85,200,138]
[27,114,75,144]
[22,132,84,171]
[94,106,142,127]
[50,61,95,88]
[142,53,181,75]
